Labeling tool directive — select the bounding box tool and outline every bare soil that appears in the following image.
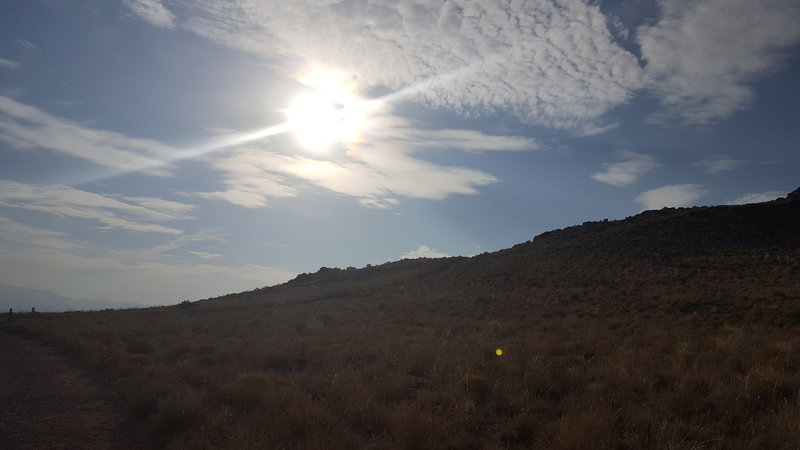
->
[0,329,143,449]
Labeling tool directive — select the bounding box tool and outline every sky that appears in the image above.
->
[1,0,798,305]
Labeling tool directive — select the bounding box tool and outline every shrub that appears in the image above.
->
[129,354,153,366]
[464,374,491,404]
[220,372,273,410]
[512,412,540,442]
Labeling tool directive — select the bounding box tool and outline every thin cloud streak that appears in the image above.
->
[0,58,20,70]
[0,96,175,177]
[0,217,84,252]
[0,180,192,234]
[694,155,748,174]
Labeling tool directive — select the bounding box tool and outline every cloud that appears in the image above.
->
[147,230,222,254]
[16,40,37,52]
[727,191,785,205]
[0,96,175,176]
[189,251,224,260]
[194,113,531,208]
[591,152,659,186]
[0,180,192,234]
[694,155,748,174]
[191,145,299,208]
[0,217,83,252]
[122,196,196,220]
[0,58,20,70]
[123,0,176,28]
[369,117,537,153]
[638,0,800,125]
[400,245,449,260]
[169,0,644,135]
[635,184,705,210]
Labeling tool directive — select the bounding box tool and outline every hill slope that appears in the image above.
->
[6,188,800,449]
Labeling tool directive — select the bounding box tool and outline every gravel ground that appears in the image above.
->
[0,329,144,449]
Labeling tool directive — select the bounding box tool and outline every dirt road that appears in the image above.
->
[0,330,142,449]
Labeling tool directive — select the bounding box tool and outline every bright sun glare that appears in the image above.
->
[284,69,373,152]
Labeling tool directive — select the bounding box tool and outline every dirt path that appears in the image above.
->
[0,330,143,449]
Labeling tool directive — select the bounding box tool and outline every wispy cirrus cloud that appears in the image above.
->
[192,145,299,208]
[694,155,748,174]
[727,191,785,205]
[0,216,83,252]
[635,184,705,210]
[638,0,800,126]
[592,152,659,186]
[0,96,175,176]
[193,114,530,209]
[123,0,176,28]
[0,180,193,234]
[0,58,20,70]
[189,251,224,260]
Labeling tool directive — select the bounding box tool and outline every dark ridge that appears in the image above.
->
[261,187,799,296]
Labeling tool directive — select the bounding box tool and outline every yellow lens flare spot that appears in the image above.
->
[495,348,503,356]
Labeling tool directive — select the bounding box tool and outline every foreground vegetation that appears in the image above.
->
[5,191,800,449]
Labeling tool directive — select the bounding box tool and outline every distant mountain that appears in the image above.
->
[0,283,145,312]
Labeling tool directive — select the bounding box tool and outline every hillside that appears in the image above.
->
[4,189,800,449]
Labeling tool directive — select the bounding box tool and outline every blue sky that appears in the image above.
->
[1,0,798,305]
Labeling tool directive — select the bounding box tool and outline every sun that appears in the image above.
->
[283,68,371,152]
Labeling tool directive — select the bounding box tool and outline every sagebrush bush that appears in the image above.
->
[220,372,273,410]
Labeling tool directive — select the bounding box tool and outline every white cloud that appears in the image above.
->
[0,180,192,234]
[0,58,20,70]
[16,40,37,52]
[147,230,221,254]
[123,0,176,28]
[727,191,784,205]
[189,251,224,260]
[369,117,536,153]
[0,96,175,176]
[694,155,748,174]
[123,196,196,220]
[400,245,449,260]
[192,145,299,208]
[591,152,659,186]
[358,197,399,209]
[0,217,83,251]
[635,184,705,210]
[168,0,644,135]
[194,112,531,208]
[638,0,800,125]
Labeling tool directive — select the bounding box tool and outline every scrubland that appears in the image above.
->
[4,195,800,449]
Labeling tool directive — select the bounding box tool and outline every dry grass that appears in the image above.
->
[4,199,799,448]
